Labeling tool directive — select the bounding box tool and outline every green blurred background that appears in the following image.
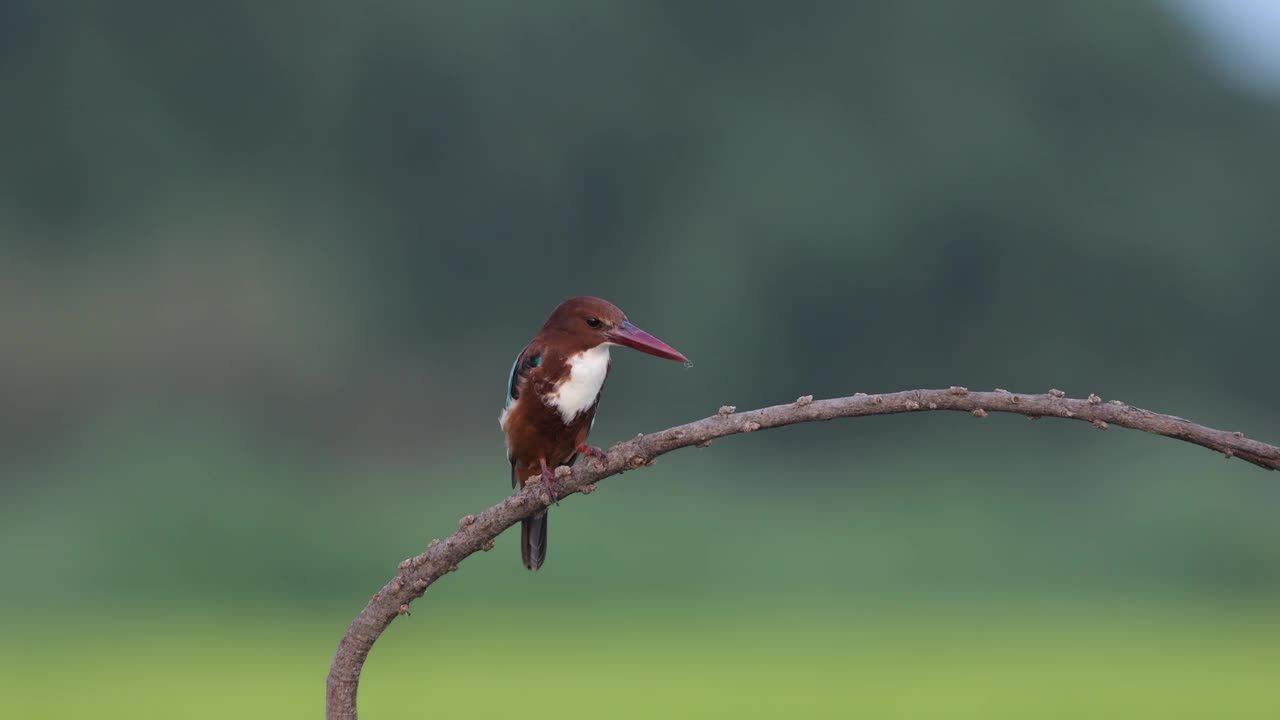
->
[4,1,1280,717]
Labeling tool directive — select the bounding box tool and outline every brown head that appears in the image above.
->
[540,296,689,363]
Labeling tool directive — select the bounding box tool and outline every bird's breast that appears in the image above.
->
[545,344,610,423]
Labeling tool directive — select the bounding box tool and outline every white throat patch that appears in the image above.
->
[546,344,610,423]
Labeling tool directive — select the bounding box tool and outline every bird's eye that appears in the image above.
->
[585,317,603,329]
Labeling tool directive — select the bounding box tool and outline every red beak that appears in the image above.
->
[607,321,689,363]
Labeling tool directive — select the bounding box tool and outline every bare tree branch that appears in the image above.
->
[326,387,1279,719]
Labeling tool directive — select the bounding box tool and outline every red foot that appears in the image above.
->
[539,457,559,506]
[576,444,607,460]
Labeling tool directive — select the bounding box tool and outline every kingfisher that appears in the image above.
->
[500,296,689,570]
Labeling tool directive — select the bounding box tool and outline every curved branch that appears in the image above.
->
[326,387,1279,719]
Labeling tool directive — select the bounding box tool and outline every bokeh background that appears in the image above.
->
[4,1,1280,718]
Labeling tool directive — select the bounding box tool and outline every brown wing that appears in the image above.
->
[506,342,545,488]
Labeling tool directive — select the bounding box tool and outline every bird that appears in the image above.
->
[500,296,689,570]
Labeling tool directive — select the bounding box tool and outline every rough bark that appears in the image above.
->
[327,387,1279,719]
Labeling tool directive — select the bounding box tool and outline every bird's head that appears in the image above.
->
[542,296,689,363]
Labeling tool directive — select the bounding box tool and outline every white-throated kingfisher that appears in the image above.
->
[500,296,689,570]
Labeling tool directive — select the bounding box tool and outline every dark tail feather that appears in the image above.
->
[521,511,548,570]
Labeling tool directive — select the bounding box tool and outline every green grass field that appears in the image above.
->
[5,435,1279,718]
[5,603,1278,719]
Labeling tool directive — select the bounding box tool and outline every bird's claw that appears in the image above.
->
[577,444,607,460]
[539,459,560,506]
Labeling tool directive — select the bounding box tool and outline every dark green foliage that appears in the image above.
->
[2,1,1278,609]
